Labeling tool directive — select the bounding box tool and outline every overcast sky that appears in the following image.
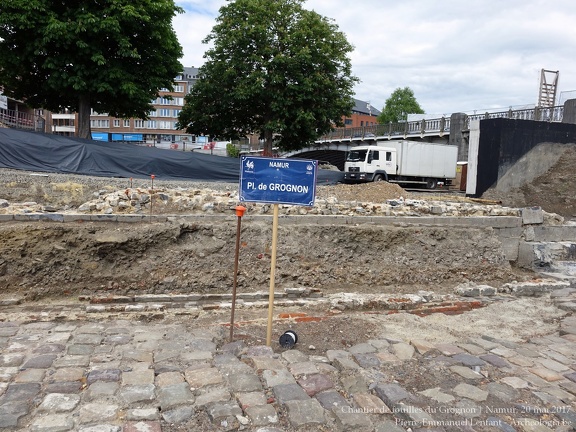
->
[173,0,576,118]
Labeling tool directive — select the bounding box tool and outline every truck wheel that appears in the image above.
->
[426,178,437,189]
[373,174,384,182]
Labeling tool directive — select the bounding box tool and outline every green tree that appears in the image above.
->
[0,0,183,139]
[377,87,425,123]
[177,0,358,155]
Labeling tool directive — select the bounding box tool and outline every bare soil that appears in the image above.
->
[0,207,519,302]
[0,163,571,353]
[482,143,576,219]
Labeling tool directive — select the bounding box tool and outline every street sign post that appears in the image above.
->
[239,156,317,205]
[237,156,318,346]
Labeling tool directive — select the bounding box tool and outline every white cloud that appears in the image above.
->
[174,0,576,117]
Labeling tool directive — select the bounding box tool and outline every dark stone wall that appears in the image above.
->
[475,118,576,197]
[449,113,469,161]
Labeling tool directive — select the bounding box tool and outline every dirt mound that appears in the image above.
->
[316,181,406,202]
[482,143,576,219]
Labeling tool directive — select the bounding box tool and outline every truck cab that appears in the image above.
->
[344,147,397,182]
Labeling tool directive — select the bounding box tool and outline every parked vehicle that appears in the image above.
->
[343,141,458,189]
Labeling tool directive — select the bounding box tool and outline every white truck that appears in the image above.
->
[343,141,458,189]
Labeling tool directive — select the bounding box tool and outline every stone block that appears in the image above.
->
[533,225,576,242]
[522,207,544,225]
[123,422,161,432]
[453,383,488,401]
[37,393,80,412]
[30,414,75,431]
[161,406,194,424]
[120,384,156,404]
[352,353,381,369]
[206,401,242,421]
[184,367,223,388]
[449,365,483,380]
[272,383,310,404]
[296,374,334,396]
[250,356,285,371]
[245,404,278,426]
[236,391,267,410]
[126,408,160,421]
[262,369,296,387]
[501,279,571,296]
[284,399,326,428]
[227,373,262,392]
[157,383,194,409]
[194,387,230,407]
[373,383,411,407]
[281,350,308,364]
[418,387,455,404]
[352,392,392,413]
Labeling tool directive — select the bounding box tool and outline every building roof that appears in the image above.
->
[352,98,380,116]
[181,66,200,81]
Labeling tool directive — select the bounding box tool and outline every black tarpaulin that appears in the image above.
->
[0,128,343,184]
[0,128,239,180]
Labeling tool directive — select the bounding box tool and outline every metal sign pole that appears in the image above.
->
[266,203,280,346]
[229,206,246,342]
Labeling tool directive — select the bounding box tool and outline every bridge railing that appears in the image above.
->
[317,105,564,142]
[466,105,563,125]
[318,117,451,141]
[0,108,36,130]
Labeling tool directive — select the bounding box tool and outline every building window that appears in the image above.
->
[344,118,352,125]
[124,119,130,127]
[158,121,174,129]
[156,97,184,106]
[158,109,171,117]
[173,85,184,93]
[146,120,156,129]
[113,119,120,127]
[134,120,145,128]
[90,119,109,128]
[172,109,181,117]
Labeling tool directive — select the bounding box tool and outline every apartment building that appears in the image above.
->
[87,66,203,149]
[342,98,381,128]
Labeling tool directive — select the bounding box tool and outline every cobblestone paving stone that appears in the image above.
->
[0,290,575,431]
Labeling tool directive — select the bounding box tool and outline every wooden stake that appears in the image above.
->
[266,204,279,346]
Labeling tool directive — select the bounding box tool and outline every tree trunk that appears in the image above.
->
[262,129,274,156]
[77,94,91,139]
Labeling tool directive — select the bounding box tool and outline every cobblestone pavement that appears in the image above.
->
[0,289,576,431]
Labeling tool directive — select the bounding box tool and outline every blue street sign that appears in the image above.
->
[239,157,317,206]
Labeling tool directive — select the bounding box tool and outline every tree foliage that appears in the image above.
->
[177,0,358,155]
[0,0,183,139]
[377,87,425,123]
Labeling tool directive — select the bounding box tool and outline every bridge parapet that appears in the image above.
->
[317,105,565,143]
